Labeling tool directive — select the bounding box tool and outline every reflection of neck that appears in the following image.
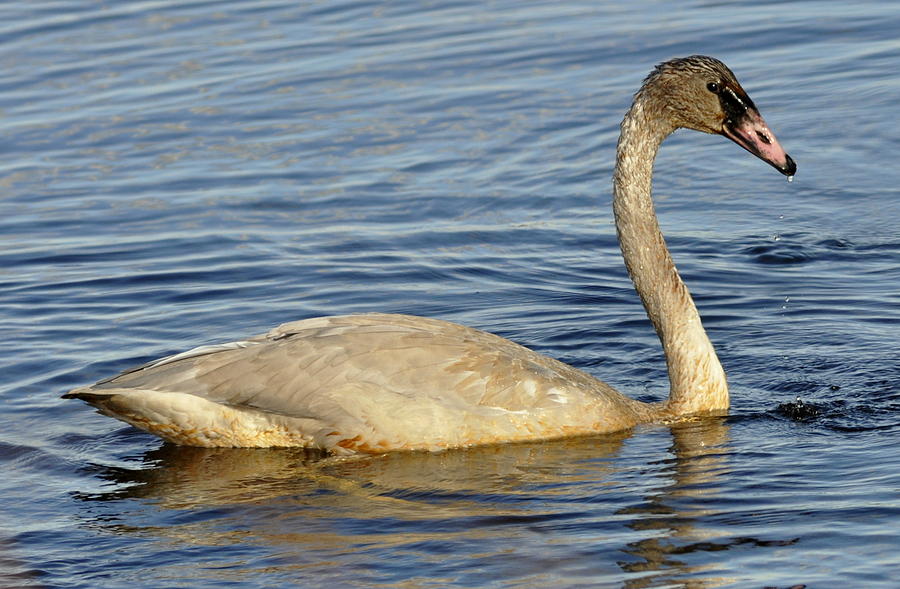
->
[613,99,728,414]
[622,419,732,580]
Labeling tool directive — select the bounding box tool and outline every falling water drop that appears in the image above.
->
[787,175,794,183]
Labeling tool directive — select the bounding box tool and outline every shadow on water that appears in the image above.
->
[66,418,805,587]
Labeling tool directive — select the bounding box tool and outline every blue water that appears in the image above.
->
[2,1,899,587]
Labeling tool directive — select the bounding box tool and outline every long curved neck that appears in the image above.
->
[613,98,729,414]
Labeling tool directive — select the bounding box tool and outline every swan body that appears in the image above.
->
[65,56,796,454]
[67,313,657,453]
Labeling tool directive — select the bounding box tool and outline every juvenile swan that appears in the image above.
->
[65,56,796,454]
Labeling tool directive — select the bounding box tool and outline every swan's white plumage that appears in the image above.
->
[69,313,654,454]
[65,56,795,454]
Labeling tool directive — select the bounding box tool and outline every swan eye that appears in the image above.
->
[706,82,720,93]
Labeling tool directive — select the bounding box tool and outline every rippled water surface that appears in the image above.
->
[2,1,899,587]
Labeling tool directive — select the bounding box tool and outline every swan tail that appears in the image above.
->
[62,386,319,449]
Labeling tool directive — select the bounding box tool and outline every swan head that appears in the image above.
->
[642,55,796,176]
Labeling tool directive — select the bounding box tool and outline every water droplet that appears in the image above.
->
[787,175,794,183]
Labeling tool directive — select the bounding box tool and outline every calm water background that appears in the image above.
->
[1,1,898,587]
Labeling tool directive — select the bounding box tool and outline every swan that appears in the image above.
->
[64,56,796,455]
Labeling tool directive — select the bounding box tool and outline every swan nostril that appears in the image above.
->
[756,131,772,145]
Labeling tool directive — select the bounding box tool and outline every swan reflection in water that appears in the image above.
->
[71,420,805,587]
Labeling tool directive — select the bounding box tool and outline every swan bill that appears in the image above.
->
[721,98,796,176]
